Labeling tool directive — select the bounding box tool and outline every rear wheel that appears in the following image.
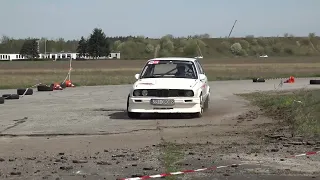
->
[127,95,141,119]
[204,95,209,110]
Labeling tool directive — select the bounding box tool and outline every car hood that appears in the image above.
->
[134,78,199,89]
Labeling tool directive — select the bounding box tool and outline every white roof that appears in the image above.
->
[0,53,21,55]
[148,57,197,62]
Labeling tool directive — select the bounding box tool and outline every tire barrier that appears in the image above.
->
[17,88,33,95]
[0,59,76,105]
[2,94,20,100]
[37,84,54,91]
[252,78,265,82]
[310,80,320,85]
[60,82,67,89]
[1,80,76,104]
[252,76,296,83]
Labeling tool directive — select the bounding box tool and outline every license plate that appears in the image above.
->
[150,99,175,105]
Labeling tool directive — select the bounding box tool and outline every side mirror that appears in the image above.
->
[134,74,140,80]
[199,74,206,81]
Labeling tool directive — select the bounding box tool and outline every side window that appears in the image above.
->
[195,60,204,74]
[194,62,201,74]
[198,61,205,74]
[140,63,152,77]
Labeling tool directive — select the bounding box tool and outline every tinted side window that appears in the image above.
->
[194,61,200,74]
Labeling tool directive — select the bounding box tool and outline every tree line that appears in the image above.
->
[0,28,319,59]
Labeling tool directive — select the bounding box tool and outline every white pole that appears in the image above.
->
[69,57,72,81]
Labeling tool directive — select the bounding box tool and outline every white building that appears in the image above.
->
[0,54,27,61]
[39,52,78,60]
[0,52,121,61]
[109,52,120,59]
[78,52,120,59]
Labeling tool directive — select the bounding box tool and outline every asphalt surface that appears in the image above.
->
[0,78,320,180]
[1,78,318,136]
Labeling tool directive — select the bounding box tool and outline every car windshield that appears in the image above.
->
[140,60,198,79]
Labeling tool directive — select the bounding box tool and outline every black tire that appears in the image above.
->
[204,95,209,111]
[0,97,4,104]
[2,94,19,100]
[127,95,141,119]
[253,78,265,83]
[37,84,54,91]
[60,82,67,88]
[310,80,320,85]
[17,88,33,95]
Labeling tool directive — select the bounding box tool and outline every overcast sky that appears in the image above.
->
[0,0,319,40]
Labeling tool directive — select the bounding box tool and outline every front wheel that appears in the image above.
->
[192,94,204,118]
[127,95,141,119]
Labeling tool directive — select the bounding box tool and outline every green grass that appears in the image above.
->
[160,142,184,180]
[241,89,320,137]
[0,68,319,90]
[1,60,320,90]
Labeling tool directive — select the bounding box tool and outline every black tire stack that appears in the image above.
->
[60,82,67,89]
[0,97,4,104]
[37,84,54,91]
[17,88,34,95]
[0,88,34,104]
[2,94,20,100]
[1,82,69,105]
[252,78,265,83]
[310,80,320,85]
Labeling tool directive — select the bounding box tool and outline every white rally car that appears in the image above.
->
[126,57,210,118]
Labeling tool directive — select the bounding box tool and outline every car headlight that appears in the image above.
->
[185,90,194,97]
[142,90,148,96]
[133,90,140,96]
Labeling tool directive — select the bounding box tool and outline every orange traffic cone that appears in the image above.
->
[53,82,63,90]
[284,76,295,83]
[65,80,75,87]
[289,76,295,83]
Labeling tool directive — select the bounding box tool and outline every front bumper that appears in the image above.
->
[128,97,201,113]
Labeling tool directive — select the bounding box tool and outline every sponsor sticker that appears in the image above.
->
[148,60,160,64]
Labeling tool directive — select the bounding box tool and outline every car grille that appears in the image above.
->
[134,89,193,97]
